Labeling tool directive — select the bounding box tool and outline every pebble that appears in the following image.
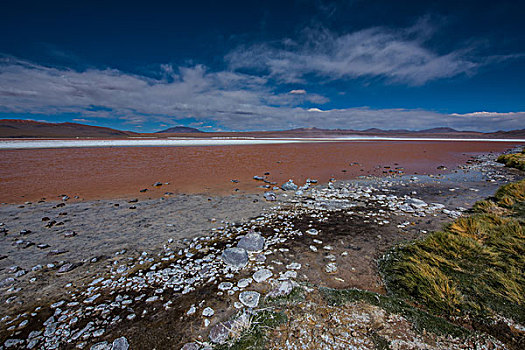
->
[202,307,215,317]
[218,281,233,290]
[253,268,273,283]
[306,228,318,235]
[237,232,265,252]
[221,247,249,269]
[111,337,130,350]
[237,278,252,288]
[239,291,260,308]
[325,262,338,274]
[182,343,200,350]
[286,262,301,270]
[209,321,231,344]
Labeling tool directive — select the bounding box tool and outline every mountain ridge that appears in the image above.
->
[1,119,525,138]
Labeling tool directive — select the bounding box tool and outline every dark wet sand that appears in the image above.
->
[0,141,521,203]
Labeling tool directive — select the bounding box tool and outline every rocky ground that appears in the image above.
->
[0,148,524,349]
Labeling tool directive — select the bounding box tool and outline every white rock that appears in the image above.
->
[237,278,252,288]
[239,291,260,308]
[202,307,215,317]
[286,262,301,270]
[253,269,273,283]
[218,282,233,291]
[306,228,318,235]
[325,263,338,274]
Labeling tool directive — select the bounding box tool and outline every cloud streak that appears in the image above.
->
[226,21,483,85]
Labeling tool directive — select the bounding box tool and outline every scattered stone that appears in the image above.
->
[306,228,318,235]
[237,232,265,252]
[268,280,295,298]
[239,291,260,308]
[63,230,77,238]
[83,293,101,304]
[90,341,110,350]
[187,305,196,315]
[325,262,338,274]
[111,337,130,350]
[4,339,24,348]
[202,307,215,317]
[182,343,200,350]
[218,282,233,291]
[253,268,273,283]
[286,262,301,270]
[209,321,231,344]
[281,179,298,191]
[263,191,277,201]
[221,247,249,269]
[237,278,252,288]
[57,263,79,274]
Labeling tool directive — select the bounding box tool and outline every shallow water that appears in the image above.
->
[0,140,521,203]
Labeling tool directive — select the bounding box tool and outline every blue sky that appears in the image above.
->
[0,0,524,132]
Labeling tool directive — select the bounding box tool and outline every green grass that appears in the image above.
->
[379,179,525,326]
[497,148,525,171]
[264,287,305,307]
[320,287,470,338]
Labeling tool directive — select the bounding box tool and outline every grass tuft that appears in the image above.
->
[497,149,525,171]
[320,287,470,338]
[379,178,525,345]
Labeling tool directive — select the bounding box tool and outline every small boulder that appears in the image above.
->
[263,192,276,201]
[202,307,215,317]
[267,280,295,298]
[221,248,248,269]
[209,321,231,344]
[90,342,110,350]
[239,291,260,308]
[281,180,298,191]
[237,232,265,252]
[112,337,129,350]
[253,269,273,283]
[57,263,79,274]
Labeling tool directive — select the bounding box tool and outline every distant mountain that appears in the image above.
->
[417,127,460,133]
[156,126,204,133]
[0,119,135,138]
[2,118,525,139]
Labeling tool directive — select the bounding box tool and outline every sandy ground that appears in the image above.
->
[0,141,521,203]
[0,193,271,315]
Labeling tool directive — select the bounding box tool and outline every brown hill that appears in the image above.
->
[0,119,135,138]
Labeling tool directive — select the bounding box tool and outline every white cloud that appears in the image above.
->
[307,108,326,112]
[450,111,525,118]
[0,57,524,132]
[226,22,481,85]
[289,89,307,94]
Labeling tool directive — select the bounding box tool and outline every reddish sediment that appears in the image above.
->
[0,141,520,203]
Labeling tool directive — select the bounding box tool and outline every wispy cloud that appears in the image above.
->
[226,21,488,85]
